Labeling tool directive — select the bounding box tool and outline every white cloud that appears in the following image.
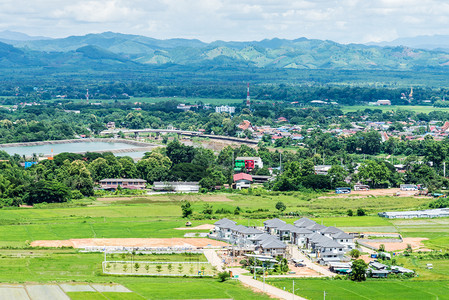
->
[2,0,449,43]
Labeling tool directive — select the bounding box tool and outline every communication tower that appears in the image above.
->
[246,83,250,107]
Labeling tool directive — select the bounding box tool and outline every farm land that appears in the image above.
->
[1,191,449,299]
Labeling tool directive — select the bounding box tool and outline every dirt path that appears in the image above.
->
[31,238,228,249]
[236,271,307,300]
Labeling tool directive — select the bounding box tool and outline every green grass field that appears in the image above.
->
[341,105,449,114]
[0,249,269,299]
[267,278,449,300]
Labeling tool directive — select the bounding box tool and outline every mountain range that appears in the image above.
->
[1,31,449,75]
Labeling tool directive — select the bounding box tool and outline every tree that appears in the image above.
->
[350,259,368,282]
[169,163,206,181]
[378,244,386,252]
[166,139,195,164]
[168,263,173,274]
[136,153,172,183]
[347,209,353,216]
[349,249,361,259]
[202,203,213,215]
[181,201,193,218]
[328,165,348,186]
[156,265,162,273]
[275,201,286,212]
[356,208,366,216]
[24,180,70,205]
[358,160,391,188]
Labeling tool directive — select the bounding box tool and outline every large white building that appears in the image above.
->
[215,105,236,114]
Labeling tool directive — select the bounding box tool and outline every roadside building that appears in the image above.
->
[233,173,253,189]
[235,156,263,171]
[99,178,146,190]
[152,181,200,193]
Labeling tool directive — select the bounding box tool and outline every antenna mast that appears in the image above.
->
[246,83,250,107]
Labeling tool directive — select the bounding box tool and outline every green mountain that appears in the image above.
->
[2,32,449,73]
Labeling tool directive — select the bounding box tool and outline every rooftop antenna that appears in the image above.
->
[246,83,250,107]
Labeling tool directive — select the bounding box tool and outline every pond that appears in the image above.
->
[0,141,145,157]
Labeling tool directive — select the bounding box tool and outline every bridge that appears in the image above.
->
[100,129,259,145]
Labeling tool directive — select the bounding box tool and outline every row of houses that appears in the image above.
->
[212,218,287,257]
[264,218,355,264]
[212,217,355,264]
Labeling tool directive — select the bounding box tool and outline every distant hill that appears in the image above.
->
[0,30,51,42]
[2,32,449,74]
[368,35,449,51]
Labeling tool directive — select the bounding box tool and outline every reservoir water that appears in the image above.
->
[0,142,145,157]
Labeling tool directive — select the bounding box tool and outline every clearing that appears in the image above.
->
[30,238,228,248]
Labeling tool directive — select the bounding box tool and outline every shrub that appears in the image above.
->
[217,271,230,282]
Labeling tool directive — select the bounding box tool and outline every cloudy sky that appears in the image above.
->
[2,0,449,43]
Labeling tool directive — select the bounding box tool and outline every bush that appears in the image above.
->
[217,271,230,282]
[347,209,353,216]
[356,208,366,216]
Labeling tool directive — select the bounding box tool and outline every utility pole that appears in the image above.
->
[292,280,295,300]
[280,153,282,173]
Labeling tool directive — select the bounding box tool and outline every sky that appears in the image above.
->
[2,0,449,43]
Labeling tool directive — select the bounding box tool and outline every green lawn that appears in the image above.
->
[267,278,449,300]
[341,105,449,114]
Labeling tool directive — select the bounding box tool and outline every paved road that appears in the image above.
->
[289,245,336,277]
[203,249,225,271]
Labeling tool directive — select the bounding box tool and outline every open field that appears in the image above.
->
[0,249,269,299]
[267,278,449,300]
[31,238,228,248]
[341,105,449,114]
[1,191,449,299]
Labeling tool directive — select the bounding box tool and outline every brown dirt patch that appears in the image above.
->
[31,238,228,248]
[362,237,428,252]
[175,224,215,230]
[96,197,135,202]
